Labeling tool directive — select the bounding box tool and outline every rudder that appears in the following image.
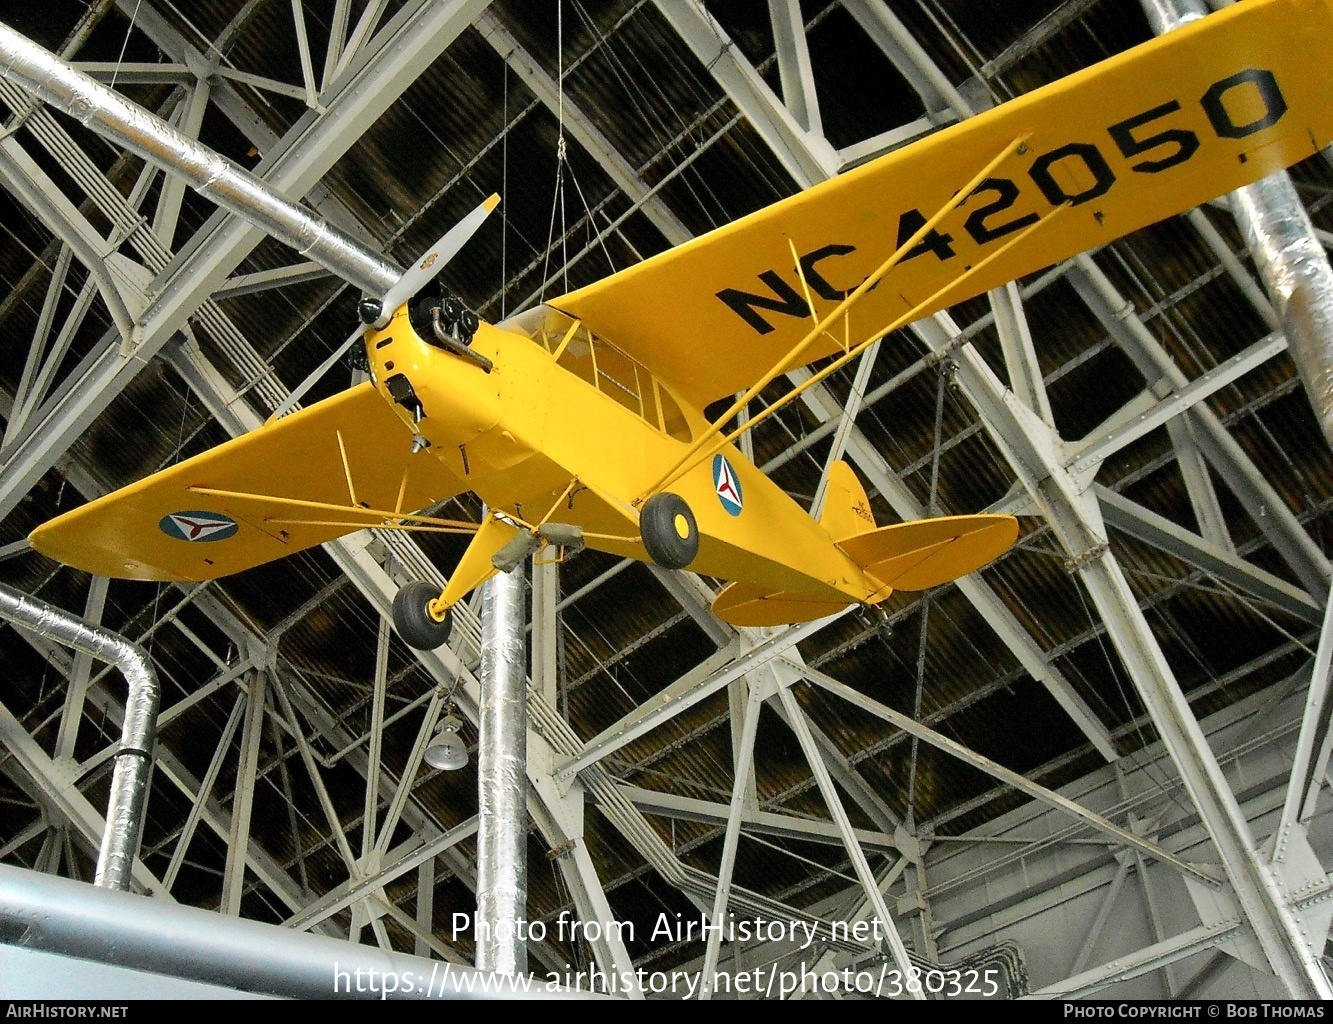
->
[820,460,877,541]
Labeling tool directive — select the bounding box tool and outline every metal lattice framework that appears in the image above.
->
[1,0,1332,1000]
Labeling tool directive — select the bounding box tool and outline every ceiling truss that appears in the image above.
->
[1,0,1332,1000]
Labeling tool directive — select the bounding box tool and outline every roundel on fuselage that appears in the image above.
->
[712,455,743,517]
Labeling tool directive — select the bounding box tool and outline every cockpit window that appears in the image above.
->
[503,306,692,441]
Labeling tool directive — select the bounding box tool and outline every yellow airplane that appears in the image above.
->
[26,0,1333,647]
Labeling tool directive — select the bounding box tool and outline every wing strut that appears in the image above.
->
[653,198,1068,496]
[637,134,1031,503]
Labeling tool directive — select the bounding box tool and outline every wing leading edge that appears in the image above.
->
[552,0,1333,409]
[29,383,466,582]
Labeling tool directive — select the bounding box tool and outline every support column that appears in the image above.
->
[475,567,528,975]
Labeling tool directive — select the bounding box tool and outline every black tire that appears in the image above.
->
[640,492,699,569]
[392,581,452,650]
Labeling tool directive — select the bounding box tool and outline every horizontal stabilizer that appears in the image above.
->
[712,582,849,628]
[29,383,465,582]
[838,514,1018,594]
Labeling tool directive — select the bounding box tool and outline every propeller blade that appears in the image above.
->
[266,325,366,422]
[267,193,500,422]
[374,192,500,326]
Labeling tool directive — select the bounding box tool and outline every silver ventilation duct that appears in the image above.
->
[1138,0,1333,1000]
[0,582,159,892]
[0,23,400,298]
[474,568,528,976]
[0,864,590,999]
[1230,178,1333,448]
[1140,0,1210,32]
[1143,0,1333,449]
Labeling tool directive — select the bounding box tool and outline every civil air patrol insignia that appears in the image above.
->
[713,455,743,517]
[159,511,239,542]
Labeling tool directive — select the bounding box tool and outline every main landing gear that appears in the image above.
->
[392,581,452,650]
[639,492,698,569]
[392,489,697,648]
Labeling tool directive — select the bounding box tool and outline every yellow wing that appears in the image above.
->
[552,0,1333,408]
[30,383,466,582]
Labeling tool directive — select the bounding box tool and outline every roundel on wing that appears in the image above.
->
[159,511,239,543]
[712,454,743,517]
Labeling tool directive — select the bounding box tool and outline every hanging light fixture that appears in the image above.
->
[424,708,468,771]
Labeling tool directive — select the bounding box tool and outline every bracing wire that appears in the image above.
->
[538,0,618,301]
[109,0,145,92]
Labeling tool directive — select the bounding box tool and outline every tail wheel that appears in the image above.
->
[640,492,699,569]
[392,581,452,650]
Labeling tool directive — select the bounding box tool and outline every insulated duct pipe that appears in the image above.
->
[0,864,588,999]
[0,581,158,892]
[0,24,400,298]
[1141,1,1333,999]
[474,567,528,976]
[1143,0,1333,450]
[1229,178,1333,449]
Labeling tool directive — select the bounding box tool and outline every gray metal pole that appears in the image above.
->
[0,581,158,892]
[475,566,528,975]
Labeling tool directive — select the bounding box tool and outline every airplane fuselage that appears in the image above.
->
[364,308,878,605]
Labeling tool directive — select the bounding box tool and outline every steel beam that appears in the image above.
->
[800,660,1217,887]
[532,555,560,708]
[1096,485,1323,626]
[1068,333,1289,475]
[555,615,841,782]
[837,0,972,121]
[649,0,837,188]
[361,618,391,861]
[768,0,821,136]
[779,687,919,989]
[793,367,1118,759]
[991,282,1055,426]
[810,342,880,519]
[1032,922,1236,1000]
[1070,257,1331,596]
[619,784,896,851]
[151,77,210,248]
[414,857,435,959]
[1070,857,1132,975]
[0,141,136,341]
[52,576,109,761]
[914,302,1331,996]
[1288,588,1333,828]
[5,245,71,447]
[221,671,268,916]
[699,677,763,999]
[475,11,692,247]
[284,819,479,933]
[163,693,245,893]
[213,262,330,300]
[0,0,489,523]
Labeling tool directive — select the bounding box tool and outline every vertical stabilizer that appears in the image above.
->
[819,460,877,541]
